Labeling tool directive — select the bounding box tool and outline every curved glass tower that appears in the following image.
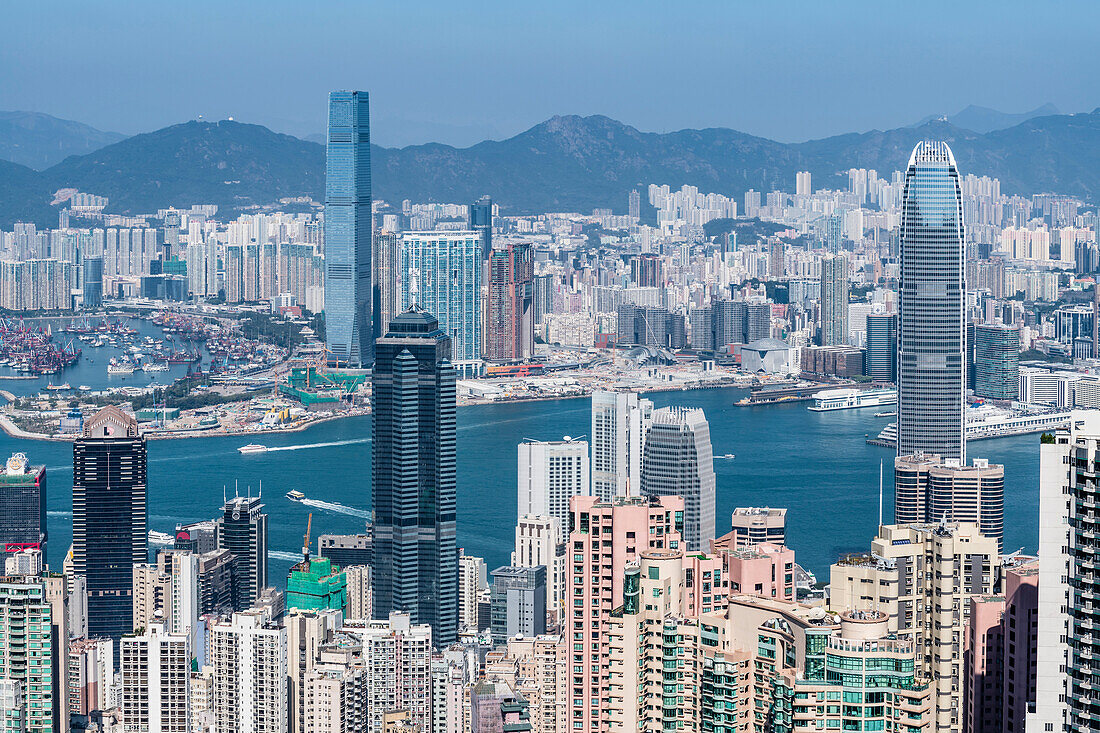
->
[897,141,966,461]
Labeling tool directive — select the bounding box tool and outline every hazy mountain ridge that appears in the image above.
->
[1,109,1098,228]
[909,103,1061,134]
[0,111,127,170]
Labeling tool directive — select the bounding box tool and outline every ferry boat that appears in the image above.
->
[107,360,134,375]
[45,383,71,391]
[148,530,175,546]
[238,444,269,454]
[808,388,897,412]
[141,362,169,372]
[286,490,305,502]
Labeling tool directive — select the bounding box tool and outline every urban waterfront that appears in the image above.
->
[15,384,1039,583]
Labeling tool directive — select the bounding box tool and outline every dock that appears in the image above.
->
[736,383,840,406]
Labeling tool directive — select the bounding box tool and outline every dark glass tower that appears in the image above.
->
[72,406,147,642]
[324,90,372,367]
[215,494,268,611]
[0,452,46,555]
[897,141,966,461]
[468,195,493,261]
[865,313,898,383]
[372,309,458,644]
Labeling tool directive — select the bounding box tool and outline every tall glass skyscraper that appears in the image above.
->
[324,90,372,367]
[399,231,482,369]
[372,310,458,645]
[819,254,849,346]
[897,141,966,461]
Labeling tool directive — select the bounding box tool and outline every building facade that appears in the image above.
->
[590,390,653,501]
[516,438,589,542]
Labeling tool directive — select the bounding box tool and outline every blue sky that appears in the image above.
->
[2,0,1098,146]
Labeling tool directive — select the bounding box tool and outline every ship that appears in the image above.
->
[148,530,175,546]
[107,359,135,375]
[286,490,305,502]
[45,383,71,391]
[808,388,897,412]
[238,444,269,454]
[141,362,170,372]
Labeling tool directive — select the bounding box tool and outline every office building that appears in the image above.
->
[0,452,46,557]
[974,324,1020,400]
[894,453,1005,548]
[73,405,147,643]
[399,231,482,370]
[819,254,849,346]
[726,507,786,548]
[317,532,372,570]
[0,576,64,733]
[516,438,589,542]
[567,494,683,731]
[830,522,999,733]
[210,610,288,733]
[511,515,565,625]
[215,494,268,611]
[865,312,898,383]
[120,621,190,733]
[82,256,103,308]
[372,310,458,645]
[639,406,716,552]
[590,390,653,500]
[897,141,967,461]
[324,90,372,367]
[372,231,400,342]
[486,242,533,361]
[468,195,493,261]
[489,565,546,645]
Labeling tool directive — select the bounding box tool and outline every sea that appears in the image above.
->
[1,318,1040,584]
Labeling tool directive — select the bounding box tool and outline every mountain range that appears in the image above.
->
[909,103,1060,134]
[0,111,126,170]
[0,107,1098,228]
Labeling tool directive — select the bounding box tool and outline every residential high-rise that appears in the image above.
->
[324,90,372,367]
[0,452,46,557]
[825,212,843,254]
[516,438,589,542]
[795,170,811,196]
[897,140,966,461]
[399,231,482,371]
[639,406,716,552]
[727,507,786,548]
[893,453,1005,549]
[744,301,772,342]
[215,494,268,611]
[68,637,114,719]
[120,621,190,733]
[830,522,999,733]
[489,565,546,645]
[486,242,533,362]
[344,612,433,733]
[458,551,488,633]
[343,564,372,620]
[285,607,341,733]
[628,189,641,220]
[73,405,147,643]
[819,254,849,346]
[567,494,683,731]
[1030,411,1100,733]
[0,576,63,733]
[974,324,1020,400]
[865,312,898,382]
[372,310,458,645]
[372,231,400,342]
[511,515,565,625]
[590,390,653,500]
[210,610,288,733]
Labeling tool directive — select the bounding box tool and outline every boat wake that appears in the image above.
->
[47,510,73,517]
[299,498,371,519]
[266,438,371,452]
[269,550,303,562]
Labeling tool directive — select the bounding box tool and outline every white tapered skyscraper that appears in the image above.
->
[896,141,966,462]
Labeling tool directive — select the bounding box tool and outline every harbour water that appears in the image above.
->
[17,384,1038,584]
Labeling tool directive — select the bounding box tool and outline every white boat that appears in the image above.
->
[148,530,175,546]
[142,362,169,372]
[107,360,135,375]
[286,490,305,502]
[238,444,269,454]
[808,388,897,412]
[719,453,736,459]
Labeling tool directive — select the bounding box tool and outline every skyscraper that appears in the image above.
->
[468,195,493,261]
[974,324,1020,400]
[628,189,641,219]
[210,610,288,733]
[82,256,103,308]
[825,212,844,254]
[372,231,400,343]
[819,254,849,346]
[372,310,458,645]
[590,390,653,500]
[0,452,46,557]
[215,494,268,611]
[516,438,589,542]
[120,621,191,733]
[324,90,372,367]
[399,231,482,370]
[796,170,811,196]
[73,405,147,643]
[486,242,533,362]
[639,407,716,552]
[865,312,898,383]
[897,141,966,461]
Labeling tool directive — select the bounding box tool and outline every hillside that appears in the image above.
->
[0,111,126,170]
[2,110,1099,228]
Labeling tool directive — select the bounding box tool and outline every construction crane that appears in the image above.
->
[301,512,313,566]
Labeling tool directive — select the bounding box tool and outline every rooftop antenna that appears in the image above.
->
[258,480,262,499]
[878,459,883,528]
[222,485,227,504]
[234,479,239,499]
